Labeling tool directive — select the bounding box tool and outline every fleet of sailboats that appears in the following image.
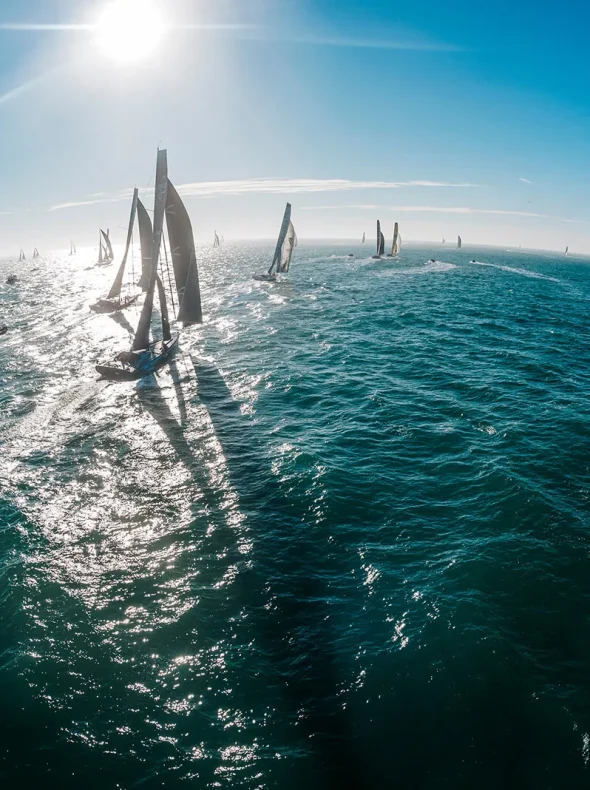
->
[96,149,203,381]
[253,203,297,281]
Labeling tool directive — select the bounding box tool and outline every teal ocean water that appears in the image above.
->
[1,244,590,789]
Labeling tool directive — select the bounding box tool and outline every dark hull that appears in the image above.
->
[90,295,139,314]
[253,273,277,282]
[96,337,178,382]
[0,325,7,336]
[371,255,382,260]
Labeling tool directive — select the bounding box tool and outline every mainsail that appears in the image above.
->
[133,150,169,352]
[362,232,365,243]
[457,235,462,249]
[33,248,39,258]
[268,203,292,276]
[376,220,385,256]
[69,241,76,256]
[137,198,153,290]
[107,189,139,300]
[213,231,220,248]
[101,229,114,262]
[278,221,297,273]
[165,179,203,326]
[391,222,399,255]
[565,246,569,256]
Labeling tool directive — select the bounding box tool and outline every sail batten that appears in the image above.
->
[133,150,169,351]
[165,179,203,325]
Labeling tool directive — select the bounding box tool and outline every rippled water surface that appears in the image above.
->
[1,244,590,789]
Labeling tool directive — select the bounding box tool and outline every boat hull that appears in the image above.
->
[96,337,178,382]
[371,255,382,260]
[253,273,277,282]
[90,295,139,314]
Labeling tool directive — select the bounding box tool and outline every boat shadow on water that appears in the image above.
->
[190,356,364,790]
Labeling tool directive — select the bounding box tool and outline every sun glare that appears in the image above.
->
[94,0,165,64]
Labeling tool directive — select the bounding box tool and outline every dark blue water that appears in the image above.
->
[1,244,590,789]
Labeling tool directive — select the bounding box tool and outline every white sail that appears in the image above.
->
[397,234,402,254]
[279,221,297,273]
[362,232,365,243]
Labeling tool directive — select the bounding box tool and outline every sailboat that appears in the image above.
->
[372,220,385,259]
[97,228,114,266]
[457,235,462,249]
[96,149,203,382]
[213,231,220,248]
[442,237,446,244]
[565,246,569,256]
[69,241,76,256]
[387,222,401,257]
[33,248,40,258]
[362,232,365,244]
[90,188,147,314]
[253,203,297,281]
[18,249,25,262]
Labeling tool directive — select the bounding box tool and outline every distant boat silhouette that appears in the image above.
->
[372,220,385,259]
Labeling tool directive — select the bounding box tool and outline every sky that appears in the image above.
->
[1,0,590,253]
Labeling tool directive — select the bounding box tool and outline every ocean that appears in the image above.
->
[1,243,589,789]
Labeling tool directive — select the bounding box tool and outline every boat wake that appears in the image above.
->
[470,260,559,281]
[381,260,456,276]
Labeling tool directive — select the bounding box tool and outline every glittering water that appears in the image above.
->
[1,244,590,789]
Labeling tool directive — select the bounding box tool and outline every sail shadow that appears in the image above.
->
[108,311,135,336]
[191,356,364,790]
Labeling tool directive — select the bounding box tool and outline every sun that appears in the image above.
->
[94,0,165,64]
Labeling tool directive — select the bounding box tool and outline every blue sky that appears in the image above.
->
[1,0,590,253]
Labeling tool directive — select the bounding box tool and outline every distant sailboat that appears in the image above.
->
[18,249,25,262]
[90,188,142,314]
[220,234,225,243]
[33,248,40,258]
[564,246,569,256]
[457,235,462,249]
[253,203,297,281]
[442,237,446,244]
[213,230,220,248]
[362,232,366,244]
[97,228,114,265]
[69,241,76,256]
[372,220,385,259]
[96,149,203,381]
[387,222,401,257]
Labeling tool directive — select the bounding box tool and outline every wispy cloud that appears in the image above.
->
[519,177,533,184]
[289,34,467,52]
[301,204,590,225]
[49,178,479,211]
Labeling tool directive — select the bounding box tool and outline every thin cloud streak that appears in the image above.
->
[519,177,533,184]
[49,178,480,211]
[302,204,590,225]
[0,73,47,108]
[290,34,467,52]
